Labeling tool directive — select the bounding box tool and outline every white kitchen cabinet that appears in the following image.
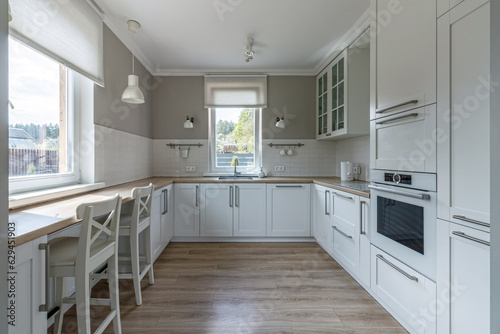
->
[233,184,267,237]
[151,185,174,260]
[370,0,436,119]
[8,236,47,334]
[358,199,370,287]
[371,246,437,334]
[316,31,370,140]
[331,189,361,236]
[174,183,200,237]
[332,224,360,277]
[200,183,233,237]
[438,0,466,17]
[370,104,437,173]
[313,185,332,252]
[436,219,490,334]
[437,0,490,229]
[267,184,311,237]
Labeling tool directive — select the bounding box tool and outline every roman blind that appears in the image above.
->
[9,0,105,86]
[204,75,268,108]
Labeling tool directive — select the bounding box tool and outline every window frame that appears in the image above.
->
[8,62,81,195]
[208,108,262,174]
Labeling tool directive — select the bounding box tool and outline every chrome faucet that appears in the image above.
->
[233,157,240,177]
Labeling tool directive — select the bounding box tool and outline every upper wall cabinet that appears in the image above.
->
[370,0,437,120]
[316,31,370,140]
[438,0,466,17]
[437,0,490,228]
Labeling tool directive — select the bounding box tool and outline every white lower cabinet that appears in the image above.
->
[371,246,437,334]
[174,183,200,236]
[196,183,267,237]
[200,183,233,237]
[8,236,47,334]
[332,225,360,276]
[437,219,490,334]
[358,199,370,287]
[233,184,267,237]
[267,184,311,237]
[313,185,332,252]
[151,185,174,261]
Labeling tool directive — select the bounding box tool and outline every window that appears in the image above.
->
[8,38,78,193]
[209,108,261,173]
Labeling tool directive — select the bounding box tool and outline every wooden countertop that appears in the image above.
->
[9,176,369,246]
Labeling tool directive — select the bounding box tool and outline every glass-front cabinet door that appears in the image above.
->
[317,70,329,137]
[331,52,346,133]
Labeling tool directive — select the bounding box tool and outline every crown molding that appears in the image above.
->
[153,68,316,77]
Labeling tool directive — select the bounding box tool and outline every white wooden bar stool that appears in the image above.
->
[118,183,154,306]
[49,194,122,334]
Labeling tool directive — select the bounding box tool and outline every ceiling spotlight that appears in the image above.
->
[245,38,254,63]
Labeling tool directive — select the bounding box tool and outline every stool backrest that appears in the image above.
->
[75,194,122,266]
[131,183,154,227]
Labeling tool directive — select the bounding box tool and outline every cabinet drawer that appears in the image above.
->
[371,246,436,334]
[331,189,360,236]
[332,225,359,276]
[370,105,437,173]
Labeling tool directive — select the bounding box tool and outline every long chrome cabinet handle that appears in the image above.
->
[360,200,366,235]
[376,254,419,282]
[276,185,303,188]
[165,189,168,214]
[376,99,418,114]
[376,113,419,125]
[235,186,239,207]
[324,190,330,216]
[452,231,490,246]
[452,215,490,228]
[332,191,353,200]
[332,226,353,239]
[229,186,233,208]
[195,185,199,207]
[39,243,50,312]
[163,190,167,214]
[368,185,431,200]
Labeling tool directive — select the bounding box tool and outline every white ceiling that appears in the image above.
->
[94,0,370,76]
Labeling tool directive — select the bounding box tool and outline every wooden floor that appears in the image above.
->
[48,242,408,334]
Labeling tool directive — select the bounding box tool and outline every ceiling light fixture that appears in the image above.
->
[184,116,194,129]
[275,116,285,129]
[121,20,145,104]
[245,38,255,63]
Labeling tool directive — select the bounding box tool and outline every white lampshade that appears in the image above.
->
[184,116,194,128]
[275,117,285,129]
[121,75,144,104]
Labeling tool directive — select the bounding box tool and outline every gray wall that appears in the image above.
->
[491,0,500,331]
[0,0,8,331]
[152,76,316,140]
[93,25,153,138]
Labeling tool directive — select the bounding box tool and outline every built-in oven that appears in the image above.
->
[369,170,437,281]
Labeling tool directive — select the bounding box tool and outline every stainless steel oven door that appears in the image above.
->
[369,183,437,281]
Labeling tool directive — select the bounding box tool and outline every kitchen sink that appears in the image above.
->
[218,176,254,180]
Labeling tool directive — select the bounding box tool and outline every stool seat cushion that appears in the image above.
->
[49,237,113,267]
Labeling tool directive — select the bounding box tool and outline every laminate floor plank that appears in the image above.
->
[47,242,408,334]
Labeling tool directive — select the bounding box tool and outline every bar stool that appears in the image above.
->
[49,194,122,334]
[118,183,154,306]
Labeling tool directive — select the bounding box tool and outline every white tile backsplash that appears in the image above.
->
[94,125,153,187]
[151,136,370,179]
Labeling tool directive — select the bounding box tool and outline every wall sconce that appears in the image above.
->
[275,116,285,128]
[184,116,194,129]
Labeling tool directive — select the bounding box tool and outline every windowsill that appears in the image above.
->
[9,182,106,210]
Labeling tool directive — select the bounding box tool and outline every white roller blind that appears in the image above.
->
[10,0,104,86]
[204,75,268,108]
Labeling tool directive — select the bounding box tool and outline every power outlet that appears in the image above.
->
[185,166,197,173]
[274,166,285,172]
